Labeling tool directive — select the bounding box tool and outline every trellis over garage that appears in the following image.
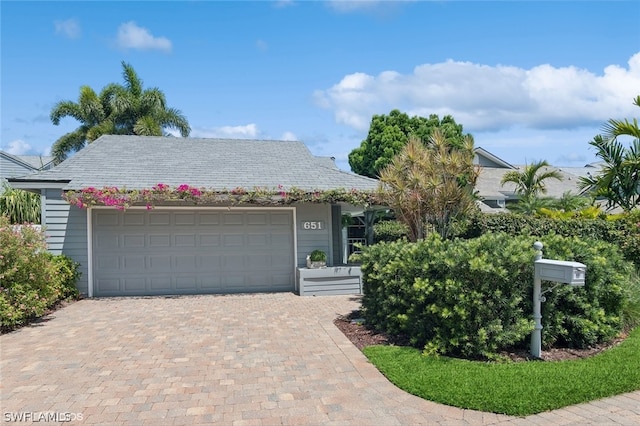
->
[8,135,379,297]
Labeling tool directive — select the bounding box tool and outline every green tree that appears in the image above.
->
[348,110,471,178]
[500,160,563,214]
[377,131,479,241]
[579,96,640,212]
[51,61,190,163]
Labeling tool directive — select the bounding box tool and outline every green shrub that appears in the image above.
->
[0,184,41,224]
[309,249,327,262]
[0,216,80,331]
[373,220,409,242]
[457,212,640,267]
[357,233,634,359]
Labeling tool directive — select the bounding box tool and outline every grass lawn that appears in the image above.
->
[363,326,640,416]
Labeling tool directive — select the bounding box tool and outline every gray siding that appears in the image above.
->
[295,203,332,267]
[43,189,88,295]
[475,154,507,169]
[39,200,337,296]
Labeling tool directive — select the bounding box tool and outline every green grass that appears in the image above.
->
[363,327,640,416]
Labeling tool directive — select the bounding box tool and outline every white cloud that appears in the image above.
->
[4,140,32,155]
[116,22,172,52]
[54,19,81,39]
[192,124,260,139]
[315,52,640,133]
[280,131,297,141]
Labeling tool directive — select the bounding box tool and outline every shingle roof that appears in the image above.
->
[14,154,54,170]
[10,135,379,191]
[476,165,587,202]
[1,150,53,176]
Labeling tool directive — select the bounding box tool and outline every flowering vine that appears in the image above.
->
[63,184,379,210]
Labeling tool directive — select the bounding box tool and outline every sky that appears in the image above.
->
[1,0,639,172]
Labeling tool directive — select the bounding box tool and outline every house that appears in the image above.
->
[0,150,54,182]
[8,135,379,298]
[473,148,597,213]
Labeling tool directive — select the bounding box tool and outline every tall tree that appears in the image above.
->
[500,160,563,212]
[377,131,478,241]
[348,110,471,178]
[49,86,113,163]
[579,96,640,211]
[50,61,190,163]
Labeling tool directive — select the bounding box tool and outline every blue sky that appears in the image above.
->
[2,0,639,172]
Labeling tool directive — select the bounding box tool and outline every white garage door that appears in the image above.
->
[92,209,295,296]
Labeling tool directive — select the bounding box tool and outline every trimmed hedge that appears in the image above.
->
[356,233,634,359]
[373,220,409,243]
[456,212,640,267]
[0,216,80,331]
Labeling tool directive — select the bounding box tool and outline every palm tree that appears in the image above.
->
[500,160,563,213]
[50,61,190,164]
[106,62,191,138]
[579,96,640,211]
[50,86,114,163]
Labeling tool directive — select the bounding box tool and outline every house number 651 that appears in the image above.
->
[302,221,323,230]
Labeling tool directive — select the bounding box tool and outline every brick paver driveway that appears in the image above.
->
[1,293,639,425]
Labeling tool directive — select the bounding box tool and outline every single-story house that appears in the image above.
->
[8,135,379,298]
[473,147,598,212]
[1,150,54,181]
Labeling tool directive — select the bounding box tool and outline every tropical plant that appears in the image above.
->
[377,131,479,240]
[506,195,554,215]
[0,184,40,224]
[551,191,592,212]
[348,110,471,178]
[500,160,563,214]
[501,160,563,201]
[50,61,191,163]
[579,95,640,212]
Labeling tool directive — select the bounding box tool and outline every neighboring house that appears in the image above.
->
[0,150,54,182]
[8,135,378,298]
[473,148,600,213]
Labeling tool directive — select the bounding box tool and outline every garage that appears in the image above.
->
[92,208,295,297]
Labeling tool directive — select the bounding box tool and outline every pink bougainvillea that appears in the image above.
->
[63,184,378,211]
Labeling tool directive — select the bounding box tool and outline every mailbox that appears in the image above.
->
[534,259,586,286]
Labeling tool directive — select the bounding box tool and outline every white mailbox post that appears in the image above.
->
[531,241,586,358]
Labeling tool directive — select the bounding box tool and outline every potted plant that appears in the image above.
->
[306,249,327,269]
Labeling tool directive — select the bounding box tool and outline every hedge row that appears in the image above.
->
[456,213,640,267]
[0,216,80,331]
[356,232,635,360]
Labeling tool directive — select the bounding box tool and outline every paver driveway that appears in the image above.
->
[1,293,639,425]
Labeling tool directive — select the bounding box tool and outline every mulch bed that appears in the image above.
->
[334,309,627,361]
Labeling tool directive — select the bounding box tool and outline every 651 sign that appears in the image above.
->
[301,221,324,230]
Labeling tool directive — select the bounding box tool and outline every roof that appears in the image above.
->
[9,135,379,192]
[14,154,54,170]
[474,147,516,169]
[476,165,587,202]
[1,150,54,178]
